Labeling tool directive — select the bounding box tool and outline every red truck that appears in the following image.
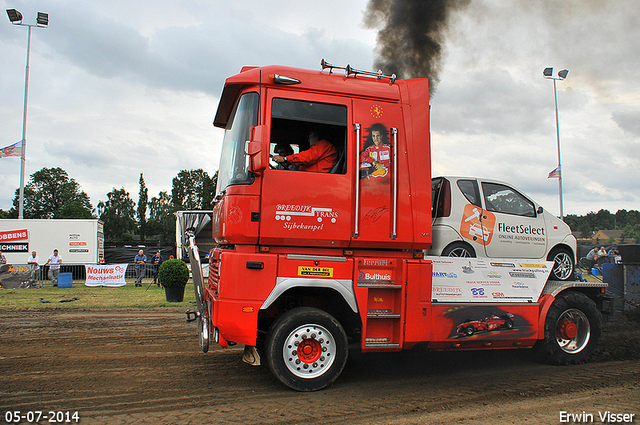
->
[185,60,610,391]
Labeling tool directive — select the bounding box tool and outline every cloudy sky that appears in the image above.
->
[1,0,638,218]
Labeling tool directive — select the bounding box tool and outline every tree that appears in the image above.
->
[137,173,148,241]
[171,169,216,210]
[98,188,137,241]
[147,191,175,243]
[9,167,93,219]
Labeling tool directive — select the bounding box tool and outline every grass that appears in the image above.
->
[0,280,196,309]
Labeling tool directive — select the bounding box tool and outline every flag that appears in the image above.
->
[547,166,561,179]
[0,141,22,158]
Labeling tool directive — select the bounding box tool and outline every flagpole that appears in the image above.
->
[553,78,564,221]
[18,24,32,220]
[543,67,568,222]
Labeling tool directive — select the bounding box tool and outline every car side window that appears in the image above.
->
[457,179,481,207]
[481,182,536,217]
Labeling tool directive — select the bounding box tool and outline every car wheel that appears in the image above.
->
[533,291,602,365]
[442,242,476,258]
[266,307,348,391]
[548,247,575,281]
[464,325,475,336]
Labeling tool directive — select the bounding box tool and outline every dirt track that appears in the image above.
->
[1,309,639,424]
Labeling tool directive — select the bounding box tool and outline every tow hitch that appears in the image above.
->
[186,309,198,323]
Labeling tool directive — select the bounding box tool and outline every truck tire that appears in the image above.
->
[442,242,476,258]
[534,291,602,365]
[266,307,348,391]
[548,247,575,281]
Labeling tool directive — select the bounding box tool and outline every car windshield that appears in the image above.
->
[216,92,259,194]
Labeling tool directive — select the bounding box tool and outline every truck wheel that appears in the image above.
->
[548,247,574,281]
[534,291,602,365]
[442,242,476,258]
[266,307,348,391]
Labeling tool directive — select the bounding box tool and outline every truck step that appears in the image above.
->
[367,309,401,318]
[365,337,401,348]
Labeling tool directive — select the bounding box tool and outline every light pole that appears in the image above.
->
[6,8,49,219]
[543,67,568,221]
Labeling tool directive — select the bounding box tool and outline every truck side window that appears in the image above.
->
[481,182,536,217]
[270,98,347,174]
[457,179,481,208]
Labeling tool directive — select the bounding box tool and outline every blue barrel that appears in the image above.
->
[58,272,73,288]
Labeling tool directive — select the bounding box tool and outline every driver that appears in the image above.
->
[272,130,337,173]
[273,143,298,171]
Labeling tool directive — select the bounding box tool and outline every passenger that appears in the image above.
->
[273,143,298,171]
[272,130,337,173]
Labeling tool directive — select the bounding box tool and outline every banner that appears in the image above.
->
[427,256,553,303]
[0,264,38,289]
[85,264,127,287]
[0,141,22,158]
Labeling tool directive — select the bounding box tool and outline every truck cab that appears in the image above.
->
[187,61,608,392]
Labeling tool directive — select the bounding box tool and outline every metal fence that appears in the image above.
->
[1,263,162,286]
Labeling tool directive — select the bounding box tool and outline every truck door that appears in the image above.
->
[259,91,352,247]
[351,99,404,247]
[480,181,547,259]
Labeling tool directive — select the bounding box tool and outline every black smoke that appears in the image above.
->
[364,0,470,95]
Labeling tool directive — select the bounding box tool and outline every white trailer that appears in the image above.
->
[0,219,104,265]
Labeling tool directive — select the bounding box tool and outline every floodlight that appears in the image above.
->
[558,69,569,79]
[37,12,48,26]
[6,8,23,23]
[543,67,553,77]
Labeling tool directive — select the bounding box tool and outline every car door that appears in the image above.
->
[480,181,547,259]
[454,178,490,257]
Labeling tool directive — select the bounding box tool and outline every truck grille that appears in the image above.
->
[208,258,220,295]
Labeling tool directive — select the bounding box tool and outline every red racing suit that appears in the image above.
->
[287,139,338,172]
[360,143,391,177]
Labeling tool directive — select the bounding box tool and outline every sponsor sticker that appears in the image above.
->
[518,263,548,268]
[298,266,333,277]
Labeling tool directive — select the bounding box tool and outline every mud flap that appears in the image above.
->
[242,345,261,366]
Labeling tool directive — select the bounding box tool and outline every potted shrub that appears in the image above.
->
[158,259,189,302]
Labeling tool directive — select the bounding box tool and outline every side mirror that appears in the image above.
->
[537,206,544,214]
[248,125,268,175]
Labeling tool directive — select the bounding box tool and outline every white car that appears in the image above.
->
[428,176,577,281]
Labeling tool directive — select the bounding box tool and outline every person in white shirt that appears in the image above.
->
[27,251,40,283]
[45,249,62,286]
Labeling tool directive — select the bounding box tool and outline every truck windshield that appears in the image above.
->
[216,92,259,194]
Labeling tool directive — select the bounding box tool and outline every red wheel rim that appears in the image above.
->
[557,319,578,340]
[297,338,322,363]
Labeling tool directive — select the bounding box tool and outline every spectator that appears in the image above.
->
[0,251,6,264]
[134,250,147,287]
[151,250,163,286]
[585,247,600,272]
[27,251,40,283]
[45,249,62,286]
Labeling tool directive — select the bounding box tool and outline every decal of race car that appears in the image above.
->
[456,312,515,336]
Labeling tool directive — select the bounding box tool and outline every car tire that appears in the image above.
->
[548,247,575,281]
[442,242,476,258]
[533,291,602,365]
